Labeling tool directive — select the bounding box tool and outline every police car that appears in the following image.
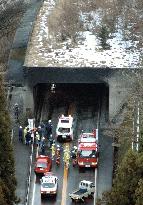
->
[56,115,74,141]
[40,173,58,197]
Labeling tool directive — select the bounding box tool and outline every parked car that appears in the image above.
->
[34,155,52,175]
[40,172,58,197]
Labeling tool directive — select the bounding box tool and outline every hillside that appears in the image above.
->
[25,0,143,68]
[0,0,31,73]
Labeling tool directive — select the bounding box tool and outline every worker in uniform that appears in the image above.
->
[18,126,23,142]
[23,127,28,144]
[56,145,61,165]
[25,131,31,145]
[40,137,45,154]
[71,146,78,167]
[49,134,53,148]
[14,103,19,120]
[45,119,53,139]
[35,131,40,147]
[63,146,70,169]
[51,142,56,160]
[56,144,61,157]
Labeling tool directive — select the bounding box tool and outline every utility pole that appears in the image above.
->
[132,100,140,151]
[136,102,140,151]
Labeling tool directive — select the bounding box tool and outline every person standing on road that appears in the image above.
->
[25,130,31,145]
[23,127,28,144]
[45,120,53,139]
[40,122,45,138]
[14,103,19,120]
[18,126,23,142]
[38,126,42,140]
[35,131,40,147]
[63,146,70,169]
[51,142,56,160]
[49,134,54,148]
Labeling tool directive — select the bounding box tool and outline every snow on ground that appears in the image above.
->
[24,0,143,68]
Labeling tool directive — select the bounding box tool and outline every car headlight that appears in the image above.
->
[92,162,97,165]
[51,191,56,194]
[78,161,84,165]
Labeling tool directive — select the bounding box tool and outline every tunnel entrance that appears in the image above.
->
[33,83,109,127]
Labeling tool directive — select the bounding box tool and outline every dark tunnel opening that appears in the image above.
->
[33,83,109,126]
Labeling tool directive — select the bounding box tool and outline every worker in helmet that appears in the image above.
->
[23,127,28,144]
[51,142,56,160]
[71,146,78,167]
[49,134,53,148]
[45,119,53,139]
[63,147,70,169]
[56,144,61,157]
[14,103,19,120]
[71,146,78,159]
[56,145,61,166]
[35,131,40,147]
[18,126,23,142]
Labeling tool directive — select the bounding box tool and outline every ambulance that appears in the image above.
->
[56,115,74,141]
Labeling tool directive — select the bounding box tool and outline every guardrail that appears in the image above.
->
[25,143,34,205]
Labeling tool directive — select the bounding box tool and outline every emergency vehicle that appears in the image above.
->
[77,130,99,168]
[40,173,58,197]
[56,115,74,141]
[34,155,52,175]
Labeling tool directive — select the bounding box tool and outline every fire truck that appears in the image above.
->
[77,130,99,168]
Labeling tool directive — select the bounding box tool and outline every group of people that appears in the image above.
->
[50,143,78,168]
[18,120,53,147]
[18,120,78,168]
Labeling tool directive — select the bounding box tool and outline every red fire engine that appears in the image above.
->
[77,130,99,168]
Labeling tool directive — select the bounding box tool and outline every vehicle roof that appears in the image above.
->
[37,158,47,163]
[80,133,96,143]
[80,180,93,185]
[58,115,73,124]
[78,142,97,150]
[37,155,49,159]
[82,132,95,136]
[42,175,57,183]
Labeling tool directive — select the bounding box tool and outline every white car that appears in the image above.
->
[40,173,58,197]
[56,115,74,141]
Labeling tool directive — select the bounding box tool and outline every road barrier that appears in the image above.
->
[25,143,34,205]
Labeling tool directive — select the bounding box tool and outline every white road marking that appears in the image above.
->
[31,174,36,205]
[31,146,39,205]
[94,168,98,205]
[94,101,100,204]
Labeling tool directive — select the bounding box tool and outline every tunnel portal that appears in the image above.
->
[33,83,109,127]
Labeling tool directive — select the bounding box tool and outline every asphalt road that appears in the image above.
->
[29,83,112,205]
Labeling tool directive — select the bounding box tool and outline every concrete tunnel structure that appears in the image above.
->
[5,0,138,123]
[6,62,134,122]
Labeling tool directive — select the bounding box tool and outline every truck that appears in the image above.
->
[77,130,99,168]
[69,180,95,202]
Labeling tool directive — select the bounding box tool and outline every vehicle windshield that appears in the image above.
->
[79,150,96,158]
[61,120,69,123]
[42,183,55,188]
[58,127,70,133]
[37,162,47,168]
